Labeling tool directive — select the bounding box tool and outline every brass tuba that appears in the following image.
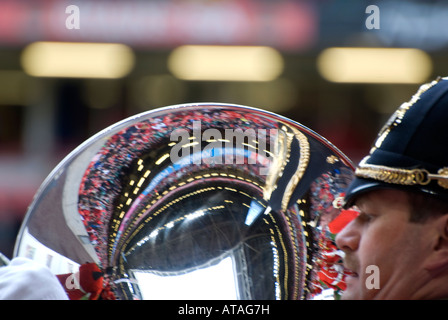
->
[14,103,353,300]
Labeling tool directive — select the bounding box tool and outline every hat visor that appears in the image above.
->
[343,177,399,208]
[344,176,448,208]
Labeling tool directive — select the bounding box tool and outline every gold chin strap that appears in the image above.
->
[355,157,448,189]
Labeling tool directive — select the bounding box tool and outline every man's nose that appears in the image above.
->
[335,219,360,252]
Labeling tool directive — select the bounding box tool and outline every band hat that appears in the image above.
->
[344,76,448,207]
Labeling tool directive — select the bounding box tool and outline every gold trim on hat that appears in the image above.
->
[372,77,441,153]
[355,157,448,189]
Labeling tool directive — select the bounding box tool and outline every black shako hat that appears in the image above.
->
[344,76,448,207]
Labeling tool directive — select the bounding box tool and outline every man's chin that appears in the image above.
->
[339,278,363,300]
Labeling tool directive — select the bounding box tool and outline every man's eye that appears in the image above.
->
[358,212,374,222]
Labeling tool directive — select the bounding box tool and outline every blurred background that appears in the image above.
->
[1,0,447,259]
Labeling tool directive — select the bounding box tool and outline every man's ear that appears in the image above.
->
[425,214,448,274]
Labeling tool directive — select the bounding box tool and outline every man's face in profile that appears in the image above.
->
[336,189,438,299]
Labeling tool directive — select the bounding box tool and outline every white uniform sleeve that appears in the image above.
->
[0,257,68,300]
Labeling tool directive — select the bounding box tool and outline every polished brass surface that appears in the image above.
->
[14,103,353,300]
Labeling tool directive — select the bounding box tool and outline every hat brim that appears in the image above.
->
[344,176,448,208]
[343,177,414,208]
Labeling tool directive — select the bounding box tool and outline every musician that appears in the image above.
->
[336,77,448,300]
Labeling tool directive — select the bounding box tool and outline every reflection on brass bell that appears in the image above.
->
[14,103,354,300]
